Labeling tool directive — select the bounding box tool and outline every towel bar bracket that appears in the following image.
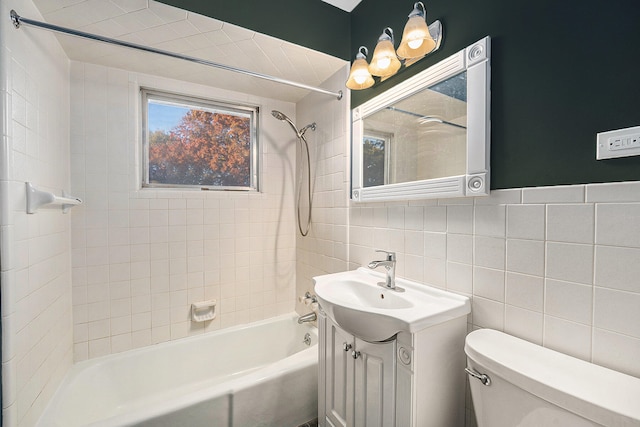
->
[26,182,82,214]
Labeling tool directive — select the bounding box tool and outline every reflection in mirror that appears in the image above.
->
[363,72,468,186]
[363,132,390,187]
[351,37,490,202]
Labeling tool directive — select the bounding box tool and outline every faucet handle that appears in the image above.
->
[375,249,396,261]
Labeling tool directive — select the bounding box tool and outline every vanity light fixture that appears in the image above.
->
[345,1,443,90]
[368,27,402,81]
[346,46,375,90]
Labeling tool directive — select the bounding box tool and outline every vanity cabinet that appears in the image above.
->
[318,310,467,427]
[321,314,396,427]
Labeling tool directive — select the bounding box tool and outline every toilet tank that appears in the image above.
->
[464,329,640,427]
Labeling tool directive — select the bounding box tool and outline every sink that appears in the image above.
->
[314,268,470,342]
[329,279,414,310]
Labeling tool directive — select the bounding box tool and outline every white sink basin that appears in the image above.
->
[313,268,470,342]
[328,279,414,310]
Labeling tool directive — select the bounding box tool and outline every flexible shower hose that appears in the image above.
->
[297,133,312,236]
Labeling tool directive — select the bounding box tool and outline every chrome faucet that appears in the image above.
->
[298,312,317,323]
[368,250,404,292]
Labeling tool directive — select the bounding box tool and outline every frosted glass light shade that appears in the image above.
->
[368,29,401,78]
[397,3,436,60]
[346,56,374,90]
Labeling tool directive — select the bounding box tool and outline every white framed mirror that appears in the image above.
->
[351,36,490,202]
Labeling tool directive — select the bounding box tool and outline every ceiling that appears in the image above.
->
[29,0,347,103]
[321,0,362,12]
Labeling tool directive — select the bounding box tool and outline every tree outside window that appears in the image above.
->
[142,89,258,190]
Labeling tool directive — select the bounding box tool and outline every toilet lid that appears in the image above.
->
[465,329,640,426]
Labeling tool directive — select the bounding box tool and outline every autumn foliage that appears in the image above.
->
[149,109,251,187]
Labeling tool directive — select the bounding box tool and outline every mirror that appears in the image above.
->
[351,37,490,202]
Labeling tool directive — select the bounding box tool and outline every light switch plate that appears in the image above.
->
[596,125,640,160]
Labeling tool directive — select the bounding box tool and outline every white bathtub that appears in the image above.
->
[37,313,318,427]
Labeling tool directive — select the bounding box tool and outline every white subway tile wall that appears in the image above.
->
[344,186,640,380]
[0,1,73,425]
[69,62,298,361]
[294,67,351,314]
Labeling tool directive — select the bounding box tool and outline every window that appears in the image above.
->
[362,131,391,188]
[141,89,258,190]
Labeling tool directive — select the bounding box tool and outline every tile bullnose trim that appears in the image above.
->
[522,184,585,204]
[586,181,640,203]
[474,188,522,205]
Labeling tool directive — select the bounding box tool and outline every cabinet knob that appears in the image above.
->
[343,342,352,352]
[351,350,361,359]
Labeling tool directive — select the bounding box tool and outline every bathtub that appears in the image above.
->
[37,313,318,427]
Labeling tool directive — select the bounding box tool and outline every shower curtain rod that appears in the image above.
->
[9,9,343,100]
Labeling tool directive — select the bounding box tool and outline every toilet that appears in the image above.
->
[464,329,640,426]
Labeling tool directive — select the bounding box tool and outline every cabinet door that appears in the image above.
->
[324,318,355,427]
[353,338,396,427]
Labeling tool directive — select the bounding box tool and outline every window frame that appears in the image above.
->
[141,88,259,191]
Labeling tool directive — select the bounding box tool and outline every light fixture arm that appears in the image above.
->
[381,27,395,44]
[410,2,426,18]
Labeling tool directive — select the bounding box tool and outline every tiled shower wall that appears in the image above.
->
[69,61,298,361]
[295,67,350,313]
[0,0,73,425]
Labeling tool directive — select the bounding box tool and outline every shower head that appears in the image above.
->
[271,110,299,137]
[271,110,288,121]
[271,110,316,139]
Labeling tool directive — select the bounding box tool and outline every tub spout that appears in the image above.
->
[298,312,317,323]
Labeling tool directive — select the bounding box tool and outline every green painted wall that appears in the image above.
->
[159,0,640,190]
[350,0,640,189]
[156,0,351,60]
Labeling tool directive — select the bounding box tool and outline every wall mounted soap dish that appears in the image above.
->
[191,299,217,322]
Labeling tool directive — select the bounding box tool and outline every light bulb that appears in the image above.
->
[368,28,401,78]
[354,74,367,84]
[377,57,391,70]
[408,38,424,49]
